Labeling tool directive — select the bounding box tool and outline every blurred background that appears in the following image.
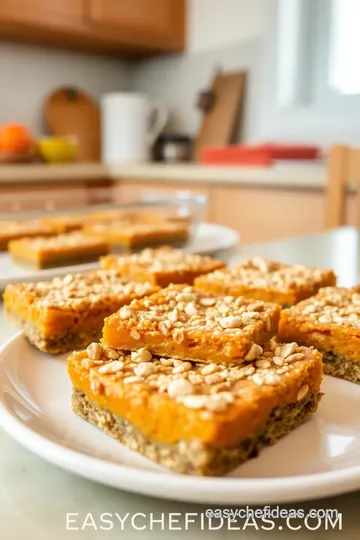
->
[0,0,359,244]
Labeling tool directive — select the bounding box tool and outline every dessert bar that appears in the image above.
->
[69,340,322,476]
[194,257,336,307]
[83,217,189,250]
[0,219,56,251]
[102,284,281,364]
[100,246,226,287]
[3,271,159,354]
[39,214,90,233]
[279,286,360,383]
[90,210,190,225]
[8,232,110,269]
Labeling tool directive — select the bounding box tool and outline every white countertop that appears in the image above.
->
[1,227,360,539]
[0,162,327,189]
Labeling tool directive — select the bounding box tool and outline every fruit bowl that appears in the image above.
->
[0,148,36,164]
[37,137,77,164]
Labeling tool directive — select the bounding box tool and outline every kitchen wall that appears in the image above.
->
[132,0,265,142]
[0,43,132,136]
[187,0,264,53]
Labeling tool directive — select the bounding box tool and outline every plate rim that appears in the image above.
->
[1,333,360,505]
[0,222,239,288]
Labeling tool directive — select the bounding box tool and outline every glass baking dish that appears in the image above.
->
[0,186,208,240]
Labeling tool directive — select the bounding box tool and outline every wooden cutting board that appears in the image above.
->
[194,71,246,162]
[44,87,101,162]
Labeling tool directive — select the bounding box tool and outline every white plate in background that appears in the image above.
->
[0,222,239,289]
[0,334,359,505]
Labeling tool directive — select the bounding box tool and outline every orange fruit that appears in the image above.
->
[0,123,34,152]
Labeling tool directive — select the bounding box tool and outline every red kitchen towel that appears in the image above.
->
[200,143,320,165]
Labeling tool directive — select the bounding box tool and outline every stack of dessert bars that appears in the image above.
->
[6,246,357,476]
[68,284,323,476]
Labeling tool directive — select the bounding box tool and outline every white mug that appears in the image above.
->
[101,92,168,164]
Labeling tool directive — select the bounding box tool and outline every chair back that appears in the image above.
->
[326,145,360,228]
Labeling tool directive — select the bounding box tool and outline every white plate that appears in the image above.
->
[1,334,360,505]
[0,222,239,289]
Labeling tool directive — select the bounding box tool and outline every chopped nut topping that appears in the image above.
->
[255,359,272,369]
[263,372,280,385]
[167,379,194,398]
[181,395,208,409]
[297,384,309,401]
[272,356,284,366]
[279,342,298,359]
[101,246,224,275]
[124,375,144,384]
[119,307,132,319]
[0,219,55,238]
[107,284,279,360]
[197,257,335,293]
[252,374,265,386]
[134,362,157,377]
[81,340,313,414]
[6,270,157,311]
[268,339,277,351]
[98,360,124,373]
[172,362,192,374]
[9,231,107,251]
[131,347,153,363]
[244,343,263,361]
[87,342,103,361]
[284,286,360,329]
[204,373,223,385]
[205,393,232,412]
[201,363,219,375]
[105,347,120,360]
[90,379,104,395]
[219,316,243,329]
[285,353,305,363]
[130,329,141,340]
[199,297,217,307]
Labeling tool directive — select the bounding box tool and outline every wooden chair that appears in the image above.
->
[325,145,360,228]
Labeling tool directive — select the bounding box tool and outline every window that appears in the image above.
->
[277,0,360,108]
[328,0,360,95]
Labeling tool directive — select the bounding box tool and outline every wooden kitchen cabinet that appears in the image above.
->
[87,0,185,51]
[0,0,186,55]
[0,0,84,34]
[0,181,113,213]
[211,187,326,244]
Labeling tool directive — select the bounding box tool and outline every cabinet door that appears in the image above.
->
[88,0,185,50]
[0,0,83,30]
[0,185,89,213]
[211,187,324,245]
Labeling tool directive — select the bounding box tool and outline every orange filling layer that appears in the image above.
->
[279,315,360,362]
[8,240,109,262]
[68,348,322,448]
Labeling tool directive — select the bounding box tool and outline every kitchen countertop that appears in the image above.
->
[0,162,327,189]
[1,227,360,539]
[0,163,108,183]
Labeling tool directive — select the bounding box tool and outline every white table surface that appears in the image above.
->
[1,227,360,539]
